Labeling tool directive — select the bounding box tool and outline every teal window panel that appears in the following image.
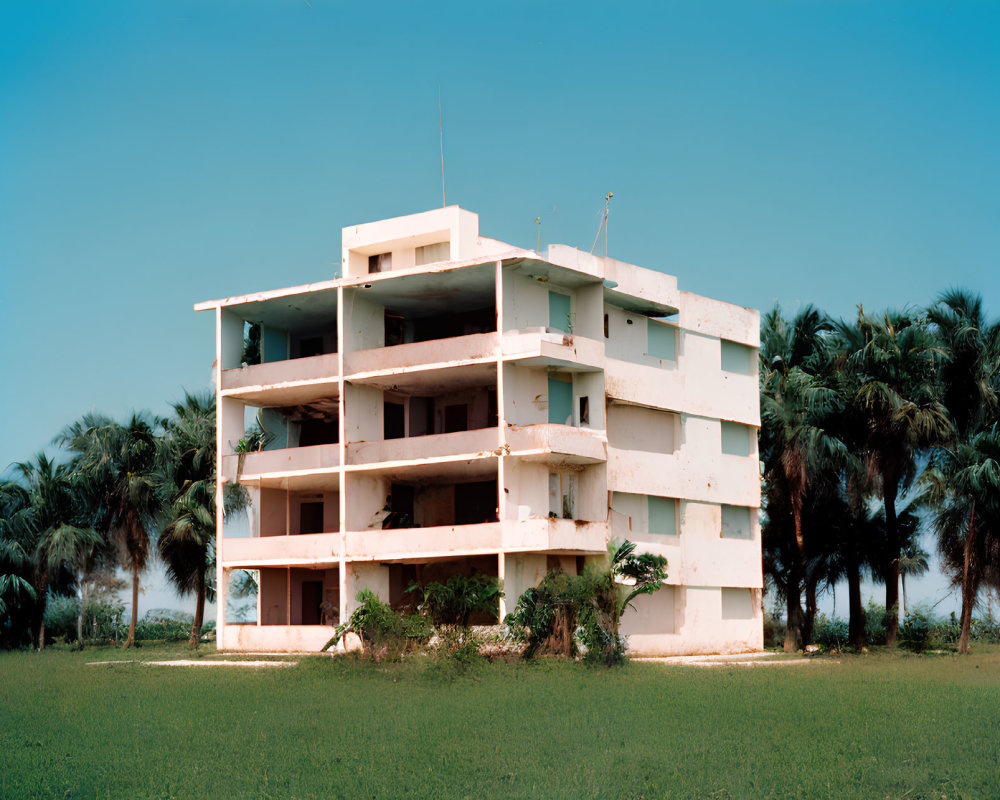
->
[721,340,754,375]
[648,496,677,536]
[647,321,676,361]
[721,421,752,456]
[721,504,753,539]
[547,377,573,425]
[261,326,289,363]
[549,291,572,332]
[259,407,288,450]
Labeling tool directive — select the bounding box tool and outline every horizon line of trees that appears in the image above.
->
[0,392,244,650]
[761,288,1000,653]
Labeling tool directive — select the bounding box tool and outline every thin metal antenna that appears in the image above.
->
[535,216,541,252]
[590,192,613,254]
[438,85,446,207]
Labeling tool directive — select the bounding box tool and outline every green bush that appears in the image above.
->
[325,589,432,662]
[971,615,1000,643]
[864,600,889,645]
[812,615,849,649]
[899,610,933,653]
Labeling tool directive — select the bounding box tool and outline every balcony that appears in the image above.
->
[221,624,335,653]
[506,423,606,465]
[346,428,498,467]
[222,443,341,482]
[221,353,340,406]
[221,532,342,567]
[345,517,608,562]
[502,329,604,371]
[345,332,498,379]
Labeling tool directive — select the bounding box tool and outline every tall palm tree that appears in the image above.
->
[924,426,1000,652]
[7,455,104,649]
[927,289,999,440]
[157,391,246,647]
[760,305,849,650]
[0,480,38,646]
[836,308,951,644]
[60,413,163,648]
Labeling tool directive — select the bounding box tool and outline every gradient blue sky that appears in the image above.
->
[2,0,997,617]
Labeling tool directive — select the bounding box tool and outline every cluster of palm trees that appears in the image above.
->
[0,392,237,650]
[761,289,1000,653]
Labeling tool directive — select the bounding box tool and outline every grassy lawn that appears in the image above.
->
[2,644,999,799]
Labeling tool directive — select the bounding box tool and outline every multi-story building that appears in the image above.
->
[195,206,762,655]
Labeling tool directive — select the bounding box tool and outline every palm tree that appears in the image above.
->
[0,480,38,646]
[924,426,1000,652]
[836,308,951,645]
[760,305,849,650]
[6,455,105,649]
[60,413,163,648]
[157,391,246,647]
[927,289,999,440]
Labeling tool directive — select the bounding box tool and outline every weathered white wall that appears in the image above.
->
[342,290,384,352]
[501,553,548,617]
[345,474,389,530]
[503,364,548,425]
[501,271,550,331]
[346,562,391,611]
[345,383,383,443]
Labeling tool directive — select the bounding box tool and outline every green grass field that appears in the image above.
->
[2,645,999,800]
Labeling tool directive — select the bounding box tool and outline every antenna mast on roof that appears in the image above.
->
[535,216,541,252]
[438,85,446,207]
[590,192,613,255]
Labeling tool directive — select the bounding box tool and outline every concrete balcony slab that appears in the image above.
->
[222,444,341,483]
[221,354,340,405]
[221,532,342,568]
[507,423,607,465]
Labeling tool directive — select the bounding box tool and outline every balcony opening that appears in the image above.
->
[379,386,496,441]
[548,472,577,519]
[259,489,339,536]
[381,304,496,347]
[390,557,499,623]
[258,567,339,626]
[378,477,499,529]
[579,396,590,426]
[296,336,324,358]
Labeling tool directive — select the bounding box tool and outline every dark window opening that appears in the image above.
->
[444,404,469,433]
[384,402,405,440]
[411,305,496,342]
[299,502,324,535]
[297,419,339,447]
[579,396,589,425]
[383,484,415,529]
[604,313,609,339]
[298,337,324,358]
[301,581,323,625]
[384,314,405,347]
[454,480,499,525]
[368,253,391,273]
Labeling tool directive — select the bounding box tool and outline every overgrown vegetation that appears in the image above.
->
[507,540,668,665]
[324,589,432,662]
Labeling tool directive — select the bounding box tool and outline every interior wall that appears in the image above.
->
[345,474,390,530]
[343,290,385,352]
[572,372,605,429]
[503,365,548,426]
[501,271,550,331]
[260,568,288,625]
[345,383,383,443]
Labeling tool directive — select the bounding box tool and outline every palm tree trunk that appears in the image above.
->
[803,576,818,646]
[958,504,977,654]
[189,567,206,648]
[783,558,804,652]
[847,557,865,650]
[76,567,85,650]
[883,479,900,645]
[126,565,139,648]
[36,571,49,651]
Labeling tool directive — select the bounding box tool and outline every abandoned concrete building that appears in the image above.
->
[195,206,763,655]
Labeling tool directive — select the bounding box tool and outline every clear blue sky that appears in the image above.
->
[2,0,997,618]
